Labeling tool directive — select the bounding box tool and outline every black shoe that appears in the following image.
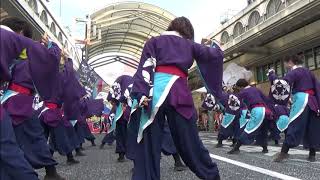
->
[262,149,269,153]
[174,164,187,171]
[75,150,86,157]
[117,154,125,162]
[227,148,240,154]
[67,158,80,165]
[91,140,96,147]
[307,155,316,162]
[215,143,223,148]
[262,146,268,153]
[44,173,66,180]
[273,152,289,162]
[274,140,279,146]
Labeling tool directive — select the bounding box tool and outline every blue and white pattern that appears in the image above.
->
[124,84,133,107]
[244,107,265,134]
[107,105,123,134]
[137,72,179,143]
[271,79,291,101]
[204,93,216,109]
[0,89,18,104]
[110,82,121,100]
[287,92,309,126]
[228,94,240,111]
[221,113,236,128]
[239,109,249,128]
[276,115,290,132]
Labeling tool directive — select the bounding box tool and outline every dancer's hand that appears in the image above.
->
[141,97,151,107]
[201,38,212,45]
[40,32,49,46]
[267,69,275,76]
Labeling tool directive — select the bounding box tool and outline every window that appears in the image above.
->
[256,66,263,83]
[248,11,262,29]
[28,0,38,14]
[64,40,68,50]
[266,0,285,19]
[315,47,320,69]
[220,31,229,44]
[275,60,282,77]
[50,23,57,37]
[305,49,315,70]
[40,11,48,26]
[233,22,245,38]
[58,32,63,43]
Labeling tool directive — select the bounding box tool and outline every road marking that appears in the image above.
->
[209,153,301,180]
[202,139,309,156]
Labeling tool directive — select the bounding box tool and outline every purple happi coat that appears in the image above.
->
[107,75,133,124]
[273,104,290,118]
[107,75,133,104]
[38,70,65,127]
[238,87,268,110]
[0,28,60,100]
[131,32,223,120]
[269,67,320,113]
[3,61,35,125]
[62,59,87,120]
[85,99,104,117]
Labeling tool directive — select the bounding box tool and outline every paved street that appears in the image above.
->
[37,132,320,180]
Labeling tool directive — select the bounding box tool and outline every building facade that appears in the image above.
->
[189,0,320,95]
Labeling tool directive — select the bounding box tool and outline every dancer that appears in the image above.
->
[103,75,133,162]
[0,20,40,180]
[38,55,80,165]
[228,79,272,154]
[131,17,222,180]
[269,55,320,162]
[62,58,88,156]
[100,112,116,147]
[215,89,241,148]
[1,17,65,180]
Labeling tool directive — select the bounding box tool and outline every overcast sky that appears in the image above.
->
[47,0,247,84]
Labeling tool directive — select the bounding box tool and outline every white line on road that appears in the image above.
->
[209,153,301,180]
[202,139,309,156]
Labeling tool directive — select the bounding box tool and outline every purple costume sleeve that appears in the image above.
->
[311,74,320,111]
[62,59,86,119]
[0,29,60,99]
[193,42,224,99]
[86,99,104,117]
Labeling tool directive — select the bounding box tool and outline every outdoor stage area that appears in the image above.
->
[36,132,320,180]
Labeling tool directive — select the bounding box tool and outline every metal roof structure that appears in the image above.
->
[87,1,175,69]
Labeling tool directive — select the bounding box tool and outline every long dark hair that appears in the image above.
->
[1,17,33,38]
[283,54,304,65]
[167,17,194,41]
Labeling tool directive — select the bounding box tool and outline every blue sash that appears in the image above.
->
[239,109,249,129]
[137,72,179,143]
[244,107,265,134]
[0,89,19,104]
[288,92,308,124]
[107,104,123,134]
[276,115,289,132]
[221,113,235,128]
[128,99,138,125]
